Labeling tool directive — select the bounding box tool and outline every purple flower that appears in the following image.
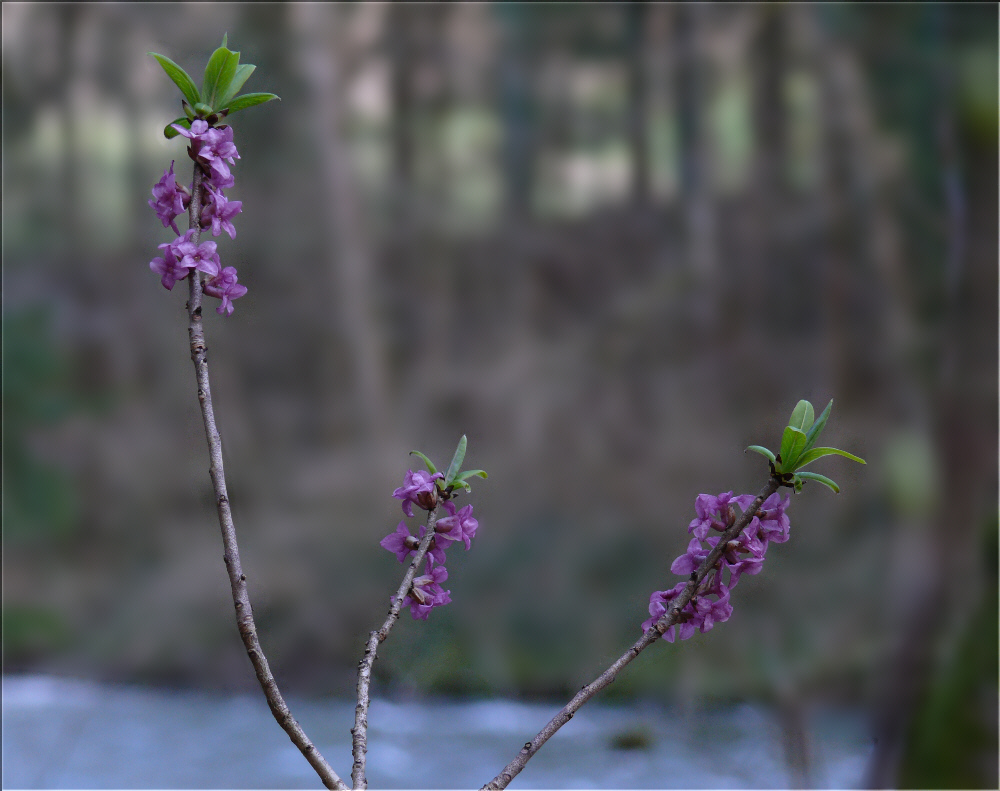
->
[726,554,764,589]
[380,522,449,566]
[640,583,685,632]
[393,469,444,517]
[715,525,767,589]
[640,589,669,633]
[174,231,221,276]
[149,238,193,290]
[642,583,730,642]
[205,167,235,191]
[204,266,248,316]
[670,536,711,576]
[172,119,210,139]
[755,492,791,545]
[688,491,756,540]
[690,590,733,633]
[171,121,241,187]
[665,616,698,643]
[201,185,242,239]
[148,160,190,234]
[420,525,451,566]
[435,501,478,550]
[403,564,451,620]
[380,522,418,563]
[643,489,792,638]
[207,125,240,165]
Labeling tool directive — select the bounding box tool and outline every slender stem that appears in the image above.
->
[352,505,441,789]
[482,476,782,791]
[184,162,348,791]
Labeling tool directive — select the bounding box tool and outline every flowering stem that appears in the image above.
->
[352,505,441,789]
[184,163,348,791]
[481,475,782,791]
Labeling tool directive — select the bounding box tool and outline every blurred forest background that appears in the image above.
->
[3,3,996,787]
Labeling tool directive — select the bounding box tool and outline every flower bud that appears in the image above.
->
[415,488,439,512]
[409,586,429,606]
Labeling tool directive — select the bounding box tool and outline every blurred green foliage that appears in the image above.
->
[2,605,73,663]
[898,518,999,788]
[2,308,79,542]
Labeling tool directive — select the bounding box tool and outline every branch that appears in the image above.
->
[351,506,441,789]
[482,475,782,790]
[184,162,348,791]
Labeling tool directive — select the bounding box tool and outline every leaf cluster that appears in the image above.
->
[411,435,488,495]
[747,400,865,493]
[149,34,279,138]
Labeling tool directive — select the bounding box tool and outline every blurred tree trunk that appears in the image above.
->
[815,36,868,401]
[672,3,717,318]
[752,6,788,207]
[494,3,543,455]
[388,3,416,229]
[59,4,88,257]
[827,6,1000,787]
[292,5,393,452]
[497,3,535,221]
[626,1,650,208]
[729,4,789,340]
[891,27,998,789]
[403,5,459,432]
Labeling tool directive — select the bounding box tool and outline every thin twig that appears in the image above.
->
[482,476,782,790]
[184,162,348,791]
[352,505,441,789]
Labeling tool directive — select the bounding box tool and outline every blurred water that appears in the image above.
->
[3,675,870,789]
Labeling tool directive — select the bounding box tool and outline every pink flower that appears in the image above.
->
[669,536,711,576]
[380,522,449,567]
[393,469,444,517]
[201,184,242,239]
[148,160,190,235]
[173,231,221,276]
[434,501,478,550]
[643,490,792,640]
[149,238,193,290]
[402,565,452,620]
[204,266,248,316]
[171,121,241,187]
[755,492,791,545]
[690,589,733,633]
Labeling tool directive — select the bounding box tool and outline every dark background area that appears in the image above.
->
[3,4,996,787]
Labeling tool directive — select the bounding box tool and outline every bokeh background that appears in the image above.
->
[3,3,996,787]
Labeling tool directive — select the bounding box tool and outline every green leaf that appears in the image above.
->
[163,116,190,139]
[202,43,240,108]
[456,469,487,482]
[794,471,841,493]
[779,426,808,471]
[746,445,776,464]
[408,450,437,475]
[149,53,201,107]
[803,399,834,453]
[789,400,815,432]
[795,446,867,468]
[223,92,280,114]
[444,435,467,486]
[216,63,256,109]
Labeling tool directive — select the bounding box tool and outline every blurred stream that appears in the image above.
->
[3,674,871,789]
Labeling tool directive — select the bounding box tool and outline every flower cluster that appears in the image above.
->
[642,491,790,641]
[148,120,246,315]
[380,470,480,620]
